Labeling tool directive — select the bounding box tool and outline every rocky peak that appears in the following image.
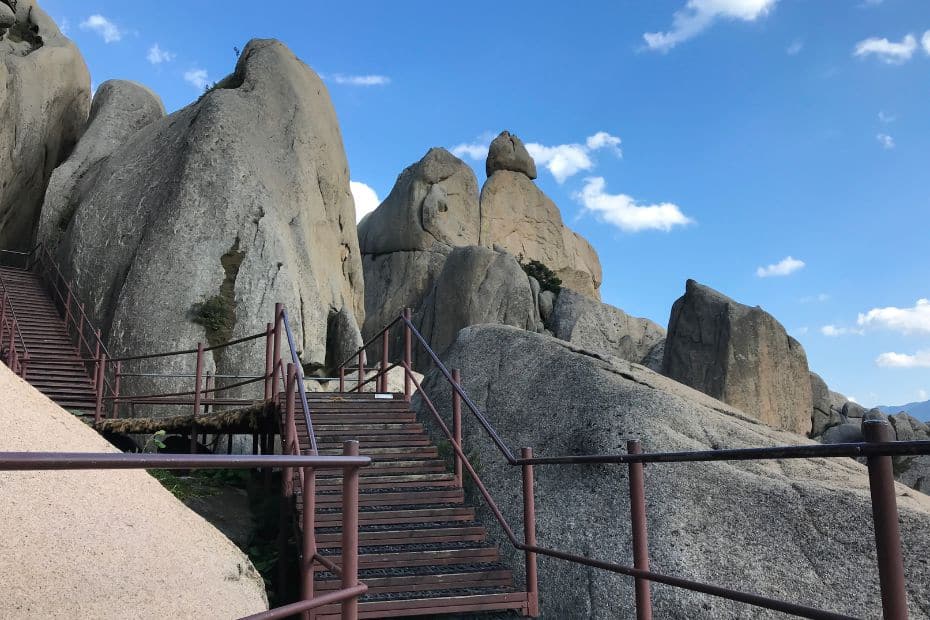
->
[486,130,537,179]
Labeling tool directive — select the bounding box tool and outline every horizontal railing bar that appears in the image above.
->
[314,552,343,576]
[240,583,368,620]
[94,330,267,363]
[517,440,930,465]
[0,452,371,470]
[333,315,403,371]
[117,373,266,379]
[347,362,401,393]
[104,374,266,400]
[519,543,855,620]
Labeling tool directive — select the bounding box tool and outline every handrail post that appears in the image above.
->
[19,352,28,380]
[521,447,540,617]
[284,363,297,497]
[8,323,17,374]
[63,285,72,336]
[112,361,122,419]
[627,439,653,620]
[273,303,283,388]
[863,420,909,620]
[339,366,345,393]
[191,342,204,455]
[380,329,389,393]
[357,349,365,393]
[92,328,101,387]
[341,440,361,620]
[264,322,274,401]
[93,353,106,425]
[452,369,463,486]
[403,308,412,401]
[301,463,317,620]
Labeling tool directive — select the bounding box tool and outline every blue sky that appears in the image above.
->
[44,0,930,407]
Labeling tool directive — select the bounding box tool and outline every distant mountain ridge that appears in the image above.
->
[877,400,930,422]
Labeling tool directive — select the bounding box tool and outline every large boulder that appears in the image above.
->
[549,288,664,363]
[416,245,541,359]
[662,280,813,435]
[37,80,165,248]
[415,325,930,618]
[48,40,364,388]
[479,132,602,298]
[0,1,90,248]
[809,372,842,437]
[358,147,479,255]
[0,364,268,617]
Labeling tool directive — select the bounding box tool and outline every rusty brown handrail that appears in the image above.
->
[0,268,29,378]
[337,310,925,619]
[0,449,370,619]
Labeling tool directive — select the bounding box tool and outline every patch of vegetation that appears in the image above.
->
[519,257,562,295]
[190,240,244,348]
[148,469,207,502]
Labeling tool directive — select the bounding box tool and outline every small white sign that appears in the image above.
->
[374,393,394,400]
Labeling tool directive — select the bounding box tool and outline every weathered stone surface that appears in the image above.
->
[480,170,602,298]
[809,372,842,437]
[38,80,165,248]
[829,390,849,414]
[0,365,267,617]
[486,130,536,179]
[822,423,864,444]
[358,148,479,255]
[641,339,665,372]
[538,290,556,323]
[549,288,665,363]
[842,401,866,419]
[415,325,930,618]
[416,246,541,359]
[0,1,90,248]
[662,279,813,435]
[51,40,364,393]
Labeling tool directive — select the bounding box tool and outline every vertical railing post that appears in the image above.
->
[863,420,909,620]
[627,439,653,620]
[452,369,463,486]
[19,352,28,380]
[341,440,360,620]
[301,464,317,620]
[205,371,215,416]
[273,303,283,388]
[63,285,72,336]
[264,322,274,401]
[339,366,345,393]
[8,324,17,374]
[112,361,122,419]
[284,363,297,496]
[0,292,7,335]
[403,308,412,401]
[380,329,389,393]
[93,353,106,425]
[191,342,204,455]
[357,349,365,393]
[521,447,540,617]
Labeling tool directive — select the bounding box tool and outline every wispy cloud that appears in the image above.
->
[643,0,779,52]
[79,14,124,43]
[328,74,391,86]
[451,142,490,160]
[147,43,176,65]
[854,34,917,64]
[878,110,896,123]
[858,299,930,335]
[350,181,381,223]
[876,350,930,368]
[574,177,693,233]
[183,68,210,90]
[821,325,864,337]
[876,133,895,149]
[756,256,805,278]
[786,40,803,55]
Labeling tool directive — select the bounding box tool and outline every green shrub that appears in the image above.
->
[520,258,562,294]
[191,295,234,345]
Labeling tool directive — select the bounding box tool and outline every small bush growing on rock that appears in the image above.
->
[519,257,562,294]
[191,295,234,344]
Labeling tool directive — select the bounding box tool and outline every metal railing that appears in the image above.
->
[335,309,930,620]
[0,262,29,377]
[0,449,370,619]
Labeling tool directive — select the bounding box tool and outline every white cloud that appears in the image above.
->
[79,14,124,43]
[919,388,928,400]
[876,133,895,149]
[350,181,381,223]
[451,142,491,160]
[875,350,930,368]
[786,40,803,55]
[184,68,210,90]
[858,299,930,335]
[585,131,623,155]
[147,43,176,65]
[923,31,930,55]
[755,256,805,278]
[853,34,917,64]
[575,177,693,233]
[643,0,778,52]
[820,325,864,337]
[527,132,622,183]
[329,74,390,86]
[878,110,896,123]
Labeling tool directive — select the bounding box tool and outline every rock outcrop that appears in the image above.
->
[46,40,364,390]
[662,280,813,434]
[415,325,930,618]
[0,1,90,248]
[480,133,602,298]
[0,364,268,617]
[549,289,665,364]
[416,245,542,358]
[38,80,165,248]
[810,372,842,437]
